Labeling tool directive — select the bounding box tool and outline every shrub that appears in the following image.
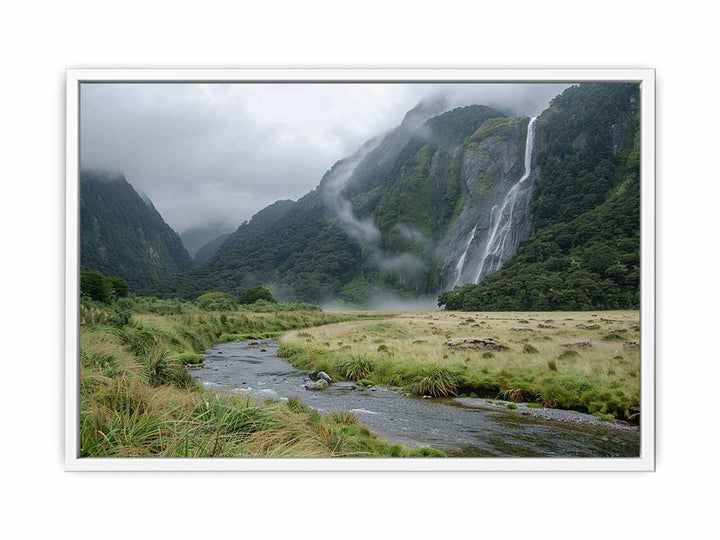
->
[81,270,114,303]
[177,352,204,365]
[602,332,626,341]
[196,291,238,311]
[409,447,447,457]
[239,286,275,305]
[109,276,129,298]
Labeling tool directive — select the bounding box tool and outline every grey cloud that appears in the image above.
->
[80,82,569,233]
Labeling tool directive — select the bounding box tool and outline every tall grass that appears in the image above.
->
[409,366,460,397]
[279,310,641,421]
[80,308,442,457]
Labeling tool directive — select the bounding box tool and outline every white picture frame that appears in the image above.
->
[66,68,655,471]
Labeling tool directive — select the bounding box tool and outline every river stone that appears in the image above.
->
[309,370,333,384]
[445,337,508,351]
[304,379,329,390]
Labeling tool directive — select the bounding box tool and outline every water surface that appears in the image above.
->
[192,339,640,457]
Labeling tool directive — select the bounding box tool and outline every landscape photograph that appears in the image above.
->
[76,79,643,460]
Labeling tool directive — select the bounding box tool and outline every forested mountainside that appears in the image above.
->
[140,83,640,308]
[80,172,193,289]
[180,226,235,257]
[193,232,232,265]
[439,83,640,310]
[149,101,524,301]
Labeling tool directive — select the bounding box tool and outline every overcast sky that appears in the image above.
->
[80,82,569,233]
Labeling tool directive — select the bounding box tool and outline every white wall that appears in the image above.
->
[1,1,716,537]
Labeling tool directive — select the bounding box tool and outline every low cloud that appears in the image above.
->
[80,82,569,233]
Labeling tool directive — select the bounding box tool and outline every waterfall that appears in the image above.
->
[473,116,538,283]
[452,224,478,287]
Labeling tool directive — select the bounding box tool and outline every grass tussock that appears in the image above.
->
[80,307,438,458]
[338,355,375,381]
[410,366,460,397]
[279,310,640,422]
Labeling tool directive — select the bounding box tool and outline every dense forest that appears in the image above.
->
[80,172,193,289]
[438,83,640,310]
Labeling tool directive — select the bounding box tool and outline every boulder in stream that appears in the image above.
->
[304,379,329,390]
[309,371,333,384]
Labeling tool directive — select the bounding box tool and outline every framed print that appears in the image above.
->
[66,68,655,471]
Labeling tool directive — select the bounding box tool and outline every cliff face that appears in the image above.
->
[439,83,641,311]
[436,116,532,288]
[80,171,193,289]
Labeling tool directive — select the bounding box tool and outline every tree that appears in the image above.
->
[80,270,113,303]
[239,286,275,304]
[109,276,129,298]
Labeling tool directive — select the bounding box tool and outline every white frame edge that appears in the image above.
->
[65,68,656,472]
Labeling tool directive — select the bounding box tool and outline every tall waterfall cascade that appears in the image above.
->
[450,116,538,287]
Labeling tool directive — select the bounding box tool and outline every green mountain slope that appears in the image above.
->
[80,172,193,289]
[150,102,519,301]
[438,83,640,310]
[147,84,640,308]
[193,232,232,265]
[180,226,235,257]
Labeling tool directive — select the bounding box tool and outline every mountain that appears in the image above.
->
[149,84,640,309]
[80,171,193,289]
[438,83,640,310]
[150,99,528,301]
[150,198,296,298]
[180,226,236,258]
[193,232,232,265]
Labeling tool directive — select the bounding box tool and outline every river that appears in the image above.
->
[191,338,640,457]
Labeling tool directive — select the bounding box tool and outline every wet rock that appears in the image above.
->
[445,337,508,351]
[309,371,333,384]
[304,379,329,390]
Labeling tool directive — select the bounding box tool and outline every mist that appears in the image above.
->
[80,82,569,233]
[323,290,440,312]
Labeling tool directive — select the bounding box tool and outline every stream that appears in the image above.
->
[191,339,640,457]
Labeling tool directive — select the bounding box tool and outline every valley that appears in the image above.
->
[77,81,644,459]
